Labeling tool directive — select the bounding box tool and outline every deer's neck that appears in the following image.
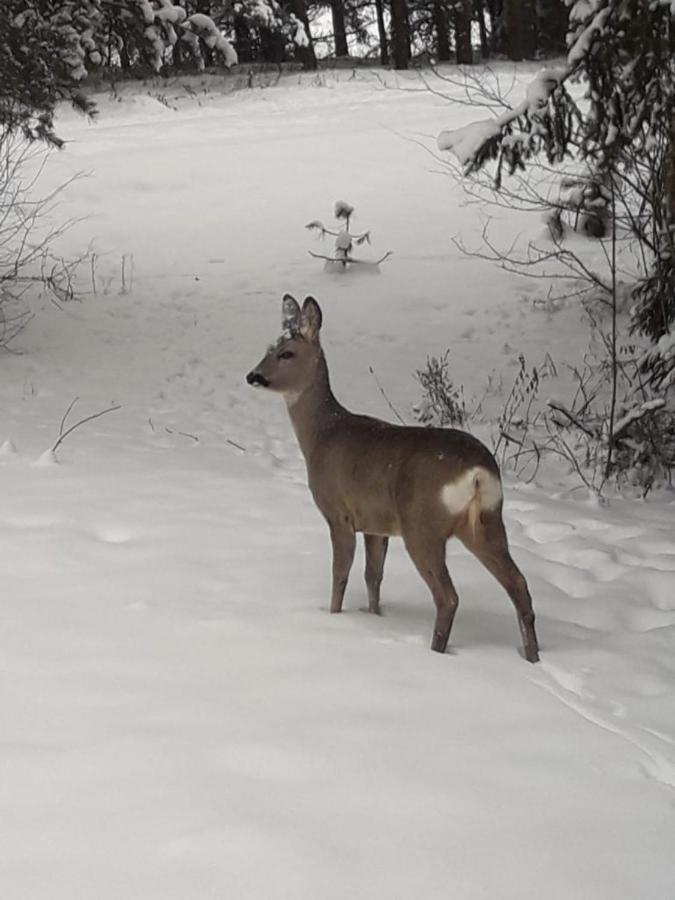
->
[285,352,346,461]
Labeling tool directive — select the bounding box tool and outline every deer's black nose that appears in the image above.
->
[246,371,270,388]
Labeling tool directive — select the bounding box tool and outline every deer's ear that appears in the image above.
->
[301,296,323,340]
[281,293,301,336]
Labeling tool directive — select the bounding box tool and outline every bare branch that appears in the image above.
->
[51,402,122,455]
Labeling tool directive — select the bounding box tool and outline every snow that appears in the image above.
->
[567,6,611,66]
[334,199,354,219]
[182,13,238,68]
[156,0,187,25]
[334,230,352,251]
[2,67,675,899]
[290,14,310,48]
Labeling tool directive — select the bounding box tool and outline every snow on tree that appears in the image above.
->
[1,1,100,145]
[289,13,309,47]
[0,0,244,144]
[181,11,238,69]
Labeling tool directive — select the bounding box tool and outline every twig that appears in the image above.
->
[308,250,392,266]
[52,401,122,454]
[90,252,98,294]
[603,176,619,485]
[368,365,405,424]
[547,400,595,437]
[165,427,199,443]
[60,396,80,436]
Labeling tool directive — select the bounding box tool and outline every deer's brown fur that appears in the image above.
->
[247,294,539,662]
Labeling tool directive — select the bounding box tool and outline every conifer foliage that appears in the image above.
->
[0,1,290,145]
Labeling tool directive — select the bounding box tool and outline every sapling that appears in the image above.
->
[306,201,391,270]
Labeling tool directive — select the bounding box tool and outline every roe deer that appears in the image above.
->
[246,294,540,662]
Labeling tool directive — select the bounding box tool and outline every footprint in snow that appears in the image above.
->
[94,526,134,545]
[503,499,538,513]
[524,521,576,543]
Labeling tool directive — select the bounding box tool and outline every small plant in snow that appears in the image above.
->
[306,201,391,271]
[413,352,466,427]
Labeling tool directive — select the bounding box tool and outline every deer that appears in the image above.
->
[246,294,540,663]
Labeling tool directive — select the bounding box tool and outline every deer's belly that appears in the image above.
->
[350,501,401,536]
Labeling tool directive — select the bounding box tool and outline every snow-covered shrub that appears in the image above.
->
[545,342,675,496]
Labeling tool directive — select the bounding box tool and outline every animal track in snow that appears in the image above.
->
[503,499,538,514]
[540,660,675,790]
[93,525,135,545]
[523,521,576,543]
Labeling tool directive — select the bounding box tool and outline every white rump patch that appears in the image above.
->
[441,466,502,516]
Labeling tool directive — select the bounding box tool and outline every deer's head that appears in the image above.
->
[246,294,323,399]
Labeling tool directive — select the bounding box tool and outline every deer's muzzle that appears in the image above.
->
[246,371,270,388]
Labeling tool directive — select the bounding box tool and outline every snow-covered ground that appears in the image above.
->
[2,68,674,899]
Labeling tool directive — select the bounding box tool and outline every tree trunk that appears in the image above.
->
[504,0,537,60]
[172,33,184,68]
[331,0,349,57]
[666,115,675,231]
[453,0,473,64]
[389,0,411,69]
[536,0,568,54]
[375,0,389,65]
[120,40,131,70]
[260,26,286,64]
[233,14,254,63]
[485,0,504,54]
[476,0,489,59]
[433,0,451,62]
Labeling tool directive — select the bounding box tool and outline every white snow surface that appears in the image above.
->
[2,68,675,899]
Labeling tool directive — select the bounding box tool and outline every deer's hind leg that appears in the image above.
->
[458,509,540,663]
[364,535,389,614]
[402,529,459,654]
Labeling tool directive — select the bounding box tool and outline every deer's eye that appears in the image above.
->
[278,350,295,361]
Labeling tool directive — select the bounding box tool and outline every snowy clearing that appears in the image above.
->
[1,67,674,899]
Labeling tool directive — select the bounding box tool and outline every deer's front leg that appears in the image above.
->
[329,523,356,613]
[364,534,389,614]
